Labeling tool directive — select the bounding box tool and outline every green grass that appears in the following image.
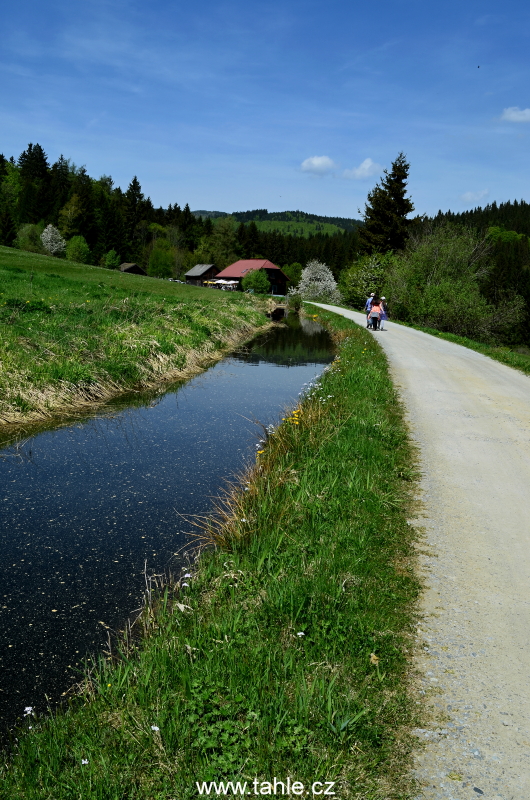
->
[0,247,268,424]
[394,319,530,377]
[1,309,420,799]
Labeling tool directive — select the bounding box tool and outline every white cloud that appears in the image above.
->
[343,157,382,180]
[460,189,489,204]
[501,107,530,122]
[300,155,336,175]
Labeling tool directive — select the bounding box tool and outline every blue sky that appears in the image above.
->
[1,0,529,218]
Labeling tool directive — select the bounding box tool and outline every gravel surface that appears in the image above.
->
[313,306,530,800]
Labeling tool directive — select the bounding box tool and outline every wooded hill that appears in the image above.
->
[194,209,361,233]
[0,144,360,278]
[430,200,530,315]
[432,199,530,237]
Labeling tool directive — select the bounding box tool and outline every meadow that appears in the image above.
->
[0,247,267,425]
[1,307,421,799]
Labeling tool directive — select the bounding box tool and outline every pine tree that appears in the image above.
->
[359,152,414,254]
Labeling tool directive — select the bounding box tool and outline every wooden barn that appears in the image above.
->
[119,263,147,276]
[215,259,288,294]
[185,264,219,286]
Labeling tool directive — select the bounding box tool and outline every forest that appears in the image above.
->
[2,142,530,345]
[0,144,360,279]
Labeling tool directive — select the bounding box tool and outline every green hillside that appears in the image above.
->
[193,208,361,236]
[0,246,266,425]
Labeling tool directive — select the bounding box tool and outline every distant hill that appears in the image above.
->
[192,208,362,235]
[192,210,230,220]
[432,199,530,238]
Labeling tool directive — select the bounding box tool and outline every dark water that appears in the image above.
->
[0,315,333,729]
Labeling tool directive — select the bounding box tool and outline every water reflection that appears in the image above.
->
[0,315,334,729]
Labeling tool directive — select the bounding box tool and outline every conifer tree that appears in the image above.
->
[0,207,17,246]
[70,167,97,248]
[359,152,414,254]
[124,176,145,258]
[49,156,72,224]
[17,143,51,223]
[0,153,8,181]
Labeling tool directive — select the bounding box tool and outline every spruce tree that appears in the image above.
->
[124,176,145,258]
[49,156,72,224]
[0,207,17,246]
[359,152,414,254]
[70,167,97,248]
[17,143,52,223]
[0,153,8,181]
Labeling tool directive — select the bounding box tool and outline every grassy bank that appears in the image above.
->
[0,246,267,426]
[395,319,530,377]
[1,309,420,799]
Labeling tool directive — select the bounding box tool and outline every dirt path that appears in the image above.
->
[314,305,530,800]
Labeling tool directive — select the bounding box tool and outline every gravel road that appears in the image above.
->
[313,305,530,800]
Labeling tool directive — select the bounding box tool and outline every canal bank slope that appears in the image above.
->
[313,304,530,799]
[1,309,420,799]
[0,246,269,428]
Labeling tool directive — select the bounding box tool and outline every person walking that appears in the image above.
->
[369,296,382,331]
[379,296,388,330]
[364,292,375,328]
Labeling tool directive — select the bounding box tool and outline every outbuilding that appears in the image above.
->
[185,264,219,286]
[215,259,288,295]
[119,263,147,276]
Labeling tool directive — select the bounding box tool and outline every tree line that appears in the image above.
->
[0,143,360,278]
[2,142,529,345]
[339,153,530,345]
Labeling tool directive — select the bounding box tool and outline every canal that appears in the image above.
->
[0,314,334,729]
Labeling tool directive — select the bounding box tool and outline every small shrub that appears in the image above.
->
[15,223,46,254]
[288,293,302,311]
[104,249,121,270]
[66,236,91,264]
[241,268,271,294]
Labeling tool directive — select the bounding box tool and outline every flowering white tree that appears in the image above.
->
[41,224,66,257]
[291,259,343,304]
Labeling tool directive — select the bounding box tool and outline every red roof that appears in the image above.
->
[216,259,285,279]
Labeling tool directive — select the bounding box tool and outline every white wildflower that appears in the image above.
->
[151,725,160,731]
